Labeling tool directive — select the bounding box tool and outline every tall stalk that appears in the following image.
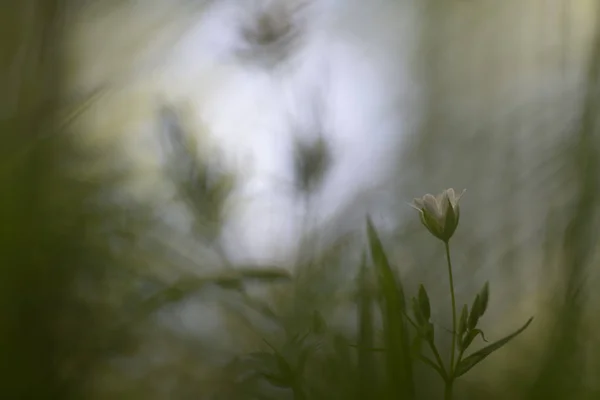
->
[444,241,458,400]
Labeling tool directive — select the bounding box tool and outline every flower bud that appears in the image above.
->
[412,189,465,242]
[418,284,431,321]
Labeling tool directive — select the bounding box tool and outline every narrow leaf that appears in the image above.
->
[348,344,387,353]
[312,310,327,335]
[418,284,431,320]
[418,355,446,378]
[424,322,435,343]
[455,317,534,378]
[236,267,292,282]
[459,328,487,352]
[366,216,414,398]
[262,373,292,388]
[357,251,376,399]
[410,335,423,358]
[479,282,490,315]
[412,297,425,326]
[467,294,482,330]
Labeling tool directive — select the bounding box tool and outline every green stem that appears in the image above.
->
[444,240,457,398]
[404,311,449,379]
[428,339,449,381]
[292,376,305,400]
[444,380,454,400]
[456,348,466,368]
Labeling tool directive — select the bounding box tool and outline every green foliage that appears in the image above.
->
[455,317,533,378]
[6,2,600,399]
[219,207,534,399]
[367,216,415,399]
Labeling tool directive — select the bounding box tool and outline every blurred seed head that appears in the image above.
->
[293,136,331,195]
[158,105,235,242]
[236,1,309,68]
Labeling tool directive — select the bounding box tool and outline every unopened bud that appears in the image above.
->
[418,284,431,321]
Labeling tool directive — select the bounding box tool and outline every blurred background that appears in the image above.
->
[1,0,600,398]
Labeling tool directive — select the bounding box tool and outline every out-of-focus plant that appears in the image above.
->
[158,105,236,245]
[213,188,539,400]
[0,1,135,398]
[293,136,331,196]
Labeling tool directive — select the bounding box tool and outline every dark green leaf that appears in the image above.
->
[458,304,468,339]
[418,284,431,320]
[348,344,387,353]
[455,317,534,378]
[418,355,446,378]
[247,351,279,371]
[459,328,487,352]
[140,278,212,313]
[237,267,292,282]
[410,335,423,358]
[296,346,313,377]
[261,339,296,385]
[424,322,435,343]
[311,310,327,334]
[212,276,244,290]
[479,282,490,316]
[467,294,482,330]
[357,252,375,399]
[262,373,292,388]
[247,351,293,388]
[366,216,414,398]
[333,334,353,366]
[412,297,425,326]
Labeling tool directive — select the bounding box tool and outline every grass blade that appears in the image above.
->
[366,216,414,399]
[357,252,376,399]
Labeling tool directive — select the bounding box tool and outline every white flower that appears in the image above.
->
[411,189,465,242]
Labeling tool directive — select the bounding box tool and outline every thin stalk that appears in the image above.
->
[444,240,457,398]
[403,310,448,380]
[429,340,449,382]
[292,382,306,400]
[444,380,454,400]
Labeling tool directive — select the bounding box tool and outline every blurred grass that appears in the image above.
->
[526,7,600,399]
[0,1,129,397]
[2,0,600,399]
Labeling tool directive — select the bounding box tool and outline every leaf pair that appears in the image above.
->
[454,317,534,378]
[452,280,534,378]
[140,267,291,314]
[247,331,317,394]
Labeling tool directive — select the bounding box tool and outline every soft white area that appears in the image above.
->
[66,0,423,269]
[152,0,423,266]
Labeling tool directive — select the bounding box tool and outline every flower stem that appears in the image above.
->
[444,240,457,398]
[429,340,449,381]
[444,380,454,400]
[292,378,305,400]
